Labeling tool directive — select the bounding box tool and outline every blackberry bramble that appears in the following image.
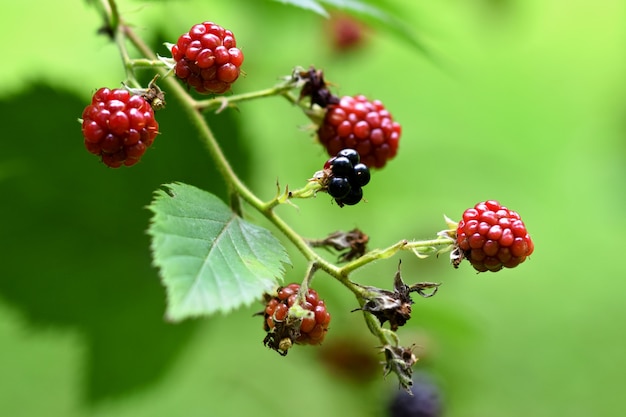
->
[171,21,244,94]
[81,88,159,168]
[455,200,534,272]
[317,95,401,168]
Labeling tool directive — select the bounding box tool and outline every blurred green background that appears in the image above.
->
[1,0,625,416]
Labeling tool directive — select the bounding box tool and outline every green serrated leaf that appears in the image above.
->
[270,0,328,16]
[148,182,290,322]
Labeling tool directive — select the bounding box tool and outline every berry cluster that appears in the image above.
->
[317,95,401,168]
[263,283,331,349]
[171,21,244,94]
[456,200,534,272]
[81,88,159,168]
[324,149,371,207]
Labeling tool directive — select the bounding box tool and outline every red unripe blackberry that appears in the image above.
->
[456,200,534,272]
[81,88,159,168]
[264,283,331,346]
[317,95,401,168]
[171,22,244,94]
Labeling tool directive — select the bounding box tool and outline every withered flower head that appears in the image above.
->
[358,262,440,331]
[381,344,418,392]
[296,66,340,108]
[308,228,369,262]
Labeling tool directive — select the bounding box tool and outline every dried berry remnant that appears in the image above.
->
[308,228,369,262]
[141,77,166,110]
[81,87,159,168]
[297,66,339,108]
[382,345,419,391]
[317,95,401,168]
[358,262,440,331]
[171,22,244,94]
[456,200,534,272]
[261,283,331,356]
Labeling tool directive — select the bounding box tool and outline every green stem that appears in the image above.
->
[362,311,400,347]
[339,239,409,275]
[101,0,118,33]
[129,58,168,69]
[103,3,140,88]
[195,83,297,113]
[404,236,455,250]
[260,179,323,211]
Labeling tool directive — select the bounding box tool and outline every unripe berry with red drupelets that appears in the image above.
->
[81,88,159,168]
[456,200,534,272]
[171,22,244,94]
[317,95,401,169]
[263,283,331,346]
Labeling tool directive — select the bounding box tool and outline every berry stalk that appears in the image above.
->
[193,81,299,113]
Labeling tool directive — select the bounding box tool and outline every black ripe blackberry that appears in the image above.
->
[330,156,353,177]
[328,177,351,199]
[337,186,363,206]
[352,163,370,187]
[324,148,371,207]
[337,148,360,165]
[388,373,443,417]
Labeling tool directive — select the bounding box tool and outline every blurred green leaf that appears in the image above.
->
[148,182,290,321]
[0,80,253,403]
[270,0,328,16]
[268,0,432,56]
